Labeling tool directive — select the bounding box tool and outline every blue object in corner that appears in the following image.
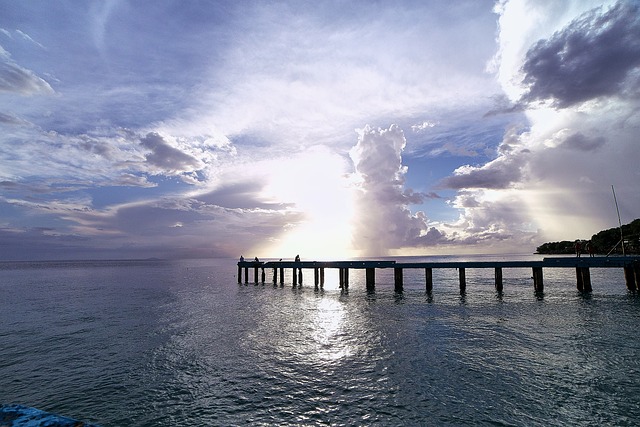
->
[0,404,100,427]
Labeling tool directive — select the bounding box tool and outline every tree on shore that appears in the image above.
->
[536,219,640,255]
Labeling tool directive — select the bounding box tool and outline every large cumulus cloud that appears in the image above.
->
[350,125,447,255]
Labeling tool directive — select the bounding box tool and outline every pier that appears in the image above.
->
[237,257,640,293]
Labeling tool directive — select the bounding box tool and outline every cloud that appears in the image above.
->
[0,185,303,260]
[15,30,45,49]
[10,1,637,259]
[438,125,529,190]
[519,1,640,108]
[0,45,54,95]
[557,131,606,152]
[139,132,203,177]
[349,125,447,255]
[411,121,438,132]
[428,0,640,249]
[0,112,29,125]
[440,159,525,190]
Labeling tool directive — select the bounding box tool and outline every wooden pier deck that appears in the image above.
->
[237,256,640,293]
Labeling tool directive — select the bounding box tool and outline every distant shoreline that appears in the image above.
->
[536,218,639,255]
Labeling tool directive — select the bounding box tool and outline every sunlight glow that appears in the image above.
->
[256,146,357,259]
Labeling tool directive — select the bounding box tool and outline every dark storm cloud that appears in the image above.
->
[520,1,640,108]
[140,132,202,173]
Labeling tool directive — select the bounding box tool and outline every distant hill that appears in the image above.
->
[536,219,640,255]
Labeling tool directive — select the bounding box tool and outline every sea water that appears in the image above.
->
[1,255,639,426]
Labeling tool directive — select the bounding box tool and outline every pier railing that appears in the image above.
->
[237,257,640,294]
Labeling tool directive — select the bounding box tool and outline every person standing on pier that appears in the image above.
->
[575,240,582,257]
[295,254,302,284]
[586,241,595,257]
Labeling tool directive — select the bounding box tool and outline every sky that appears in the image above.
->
[0,0,639,260]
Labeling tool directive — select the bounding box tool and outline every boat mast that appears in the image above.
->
[612,185,625,256]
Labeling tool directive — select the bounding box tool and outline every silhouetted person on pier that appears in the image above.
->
[575,240,582,257]
[254,256,260,263]
[586,241,595,257]
[239,255,244,262]
[294,255,302,285]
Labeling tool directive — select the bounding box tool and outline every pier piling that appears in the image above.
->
[394,268,403,292]
[366,268,375,290]
[495,267,503,293]
[339,268,350,288]
[582,267,592,292]
[576,267,592,292]
[425,268,433,293]
[458,268,466,294]
[533,267,544,293]
[624,266,636,291]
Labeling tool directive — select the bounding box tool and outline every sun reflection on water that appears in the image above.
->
[309,297,351,362]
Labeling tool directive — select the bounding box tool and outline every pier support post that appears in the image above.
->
[320,268,325,286]
[244,267,248,284]
[254,267,259,284]
[495,268,503,293]
[533,267,544,293]
[298,269,303,285]
[582,267,592,292]
[366,268,375,291]
[314,268,319,287]
[576,267,591,292]
[394,268,403,292]
[339,268,344,288]
[238,265,242,283]
[279,267,284,284]
[425,268,433,293]
[624,266,636,291]
[576,267,584,292]
[459,268,466,294]
[273,268,277,284]
[261,268,265,283]
[292,268,297,286]
[339,268,349,288]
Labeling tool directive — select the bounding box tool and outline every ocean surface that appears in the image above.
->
[1,255,639,426]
